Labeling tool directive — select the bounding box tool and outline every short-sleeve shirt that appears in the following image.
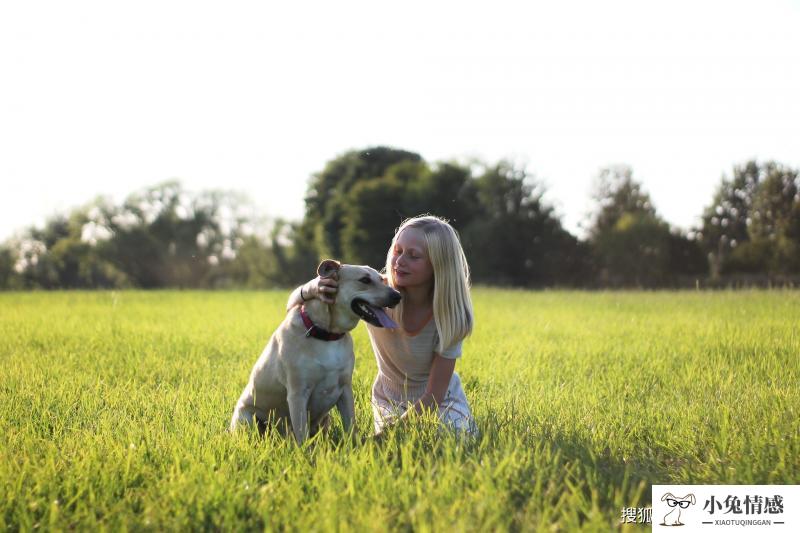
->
[366,307,462,388]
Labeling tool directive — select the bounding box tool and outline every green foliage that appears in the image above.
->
[97,181,242,288]
[317,152,585,287]
[665,230,708,280]
[461,162,587,286]
[749,164,798,242]
[725,240,775,274]
[341,176,408,269]
[402,161,477,224]
[587,165,657,241]
[586,166,698,287]
[218,221,319,288]
[700,160,800,277]
[2,181,293,289]
[339,159,481,270]
[303,147,423,260]
[0,246,16,289]
[1,290,797,530]
[3,151,799,290]
[593,212,671,287]
[699,161,759,268]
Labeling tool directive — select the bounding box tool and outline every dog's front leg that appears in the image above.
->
[336,386,357,442]
[287,385,312,444]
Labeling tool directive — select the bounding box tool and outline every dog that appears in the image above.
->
[230,259,401,443]
[660,492,696,526]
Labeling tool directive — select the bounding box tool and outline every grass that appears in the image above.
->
[1,289,798,531]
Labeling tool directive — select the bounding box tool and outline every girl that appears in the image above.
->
[287,215,477,438]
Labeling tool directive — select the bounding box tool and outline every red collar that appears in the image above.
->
[299,305,346,341]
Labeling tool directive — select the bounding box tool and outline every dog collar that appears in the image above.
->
[299,305,346,341]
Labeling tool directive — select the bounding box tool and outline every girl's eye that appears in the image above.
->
[359,276,372,284]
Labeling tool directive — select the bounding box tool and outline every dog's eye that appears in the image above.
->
[359,276,372,284]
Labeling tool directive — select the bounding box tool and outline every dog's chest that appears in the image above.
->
[304,347,353,413]
[308,375,346,413]
[311,347,353,387]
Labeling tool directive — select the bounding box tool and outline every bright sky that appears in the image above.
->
[2,0,799,242]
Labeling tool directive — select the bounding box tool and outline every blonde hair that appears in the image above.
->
[383,215,474,353]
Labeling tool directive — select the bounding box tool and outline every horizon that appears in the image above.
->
[2,0,799,242]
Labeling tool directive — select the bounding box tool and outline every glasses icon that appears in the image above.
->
[666,498,691,509]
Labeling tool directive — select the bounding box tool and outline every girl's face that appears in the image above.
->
[390,227,434,289]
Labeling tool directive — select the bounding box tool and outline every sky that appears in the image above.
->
[1,0,799,242]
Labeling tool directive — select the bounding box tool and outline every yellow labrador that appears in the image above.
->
[230,260,400,443]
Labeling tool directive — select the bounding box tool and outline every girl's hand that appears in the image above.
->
[304,274,338,305]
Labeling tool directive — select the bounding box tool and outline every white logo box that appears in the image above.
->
[652,485,799,532]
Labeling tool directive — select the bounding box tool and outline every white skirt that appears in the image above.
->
[371,371,478,437]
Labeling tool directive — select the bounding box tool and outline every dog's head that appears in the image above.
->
[661,492,696,508]
[318,259,401,328]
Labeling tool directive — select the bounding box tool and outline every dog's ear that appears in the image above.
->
[661,493,674,501]
[317,259,341,279]
[687,494,696,505]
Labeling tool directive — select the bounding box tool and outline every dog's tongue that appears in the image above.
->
[370,305,398,329]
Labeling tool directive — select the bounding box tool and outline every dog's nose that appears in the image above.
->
[388,290,401,306]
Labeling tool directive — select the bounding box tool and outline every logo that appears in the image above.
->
[653,485,798,532]
[660,492,697,526]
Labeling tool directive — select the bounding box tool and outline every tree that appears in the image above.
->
[339,160,482,269]
[665,230,707,282]
[302,147,422,260]
[0,245,17,289]
[749,163,800,273]
[460,162,581,286]
[402,162,480,227]
[4,181,266,289]
[587,166,673,287]
[588,165,657,240]
[306,152,583,287]
[10,214,74,288]
[593,212,672,286]
[340,176,408,268]
[698,161,760,278]
[93,182,258,287]
[699,160,800,277]
[220,219,320,288]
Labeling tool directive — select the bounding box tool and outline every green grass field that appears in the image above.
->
[1,290,798,531]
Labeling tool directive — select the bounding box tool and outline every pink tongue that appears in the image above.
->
[371,306,398,329]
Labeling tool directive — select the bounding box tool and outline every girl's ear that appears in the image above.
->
[317,259,341,278]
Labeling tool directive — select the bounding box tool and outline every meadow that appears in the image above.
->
[1,289,798,531]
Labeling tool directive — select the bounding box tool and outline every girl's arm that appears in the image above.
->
[372,356,454,440]
[286,284,308,311]
[285,276,338,311]
[396,354,456,421]
[416,354,456,411]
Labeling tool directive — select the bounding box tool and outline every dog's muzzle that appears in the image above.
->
[351,291,401,328]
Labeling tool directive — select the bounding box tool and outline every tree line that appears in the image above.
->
[1,147,798,290]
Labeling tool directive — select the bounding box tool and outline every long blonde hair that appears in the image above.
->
[383,215,474,353]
